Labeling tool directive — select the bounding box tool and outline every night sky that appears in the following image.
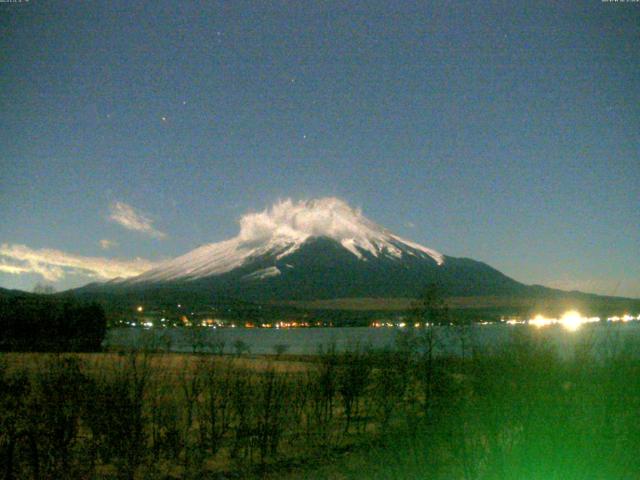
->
[1,1,638,297]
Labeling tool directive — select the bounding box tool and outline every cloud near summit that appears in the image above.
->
[237,198,370,242]
[109,201,166,239]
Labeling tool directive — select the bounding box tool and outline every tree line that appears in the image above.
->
[0,294,106,352]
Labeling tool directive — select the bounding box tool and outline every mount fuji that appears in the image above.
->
[80,198,530,301]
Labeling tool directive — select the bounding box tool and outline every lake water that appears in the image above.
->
[105,323,640,358]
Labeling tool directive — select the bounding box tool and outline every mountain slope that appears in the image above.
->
[166,236,524,301]
[78,198,528,301]
[127,197,443,284]
[69,198,640,318]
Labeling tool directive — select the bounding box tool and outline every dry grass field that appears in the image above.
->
[2,327,640,479]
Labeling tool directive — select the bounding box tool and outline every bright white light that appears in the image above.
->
[511,311,601,331]
[529,314,553,328]
[560,310,583,331]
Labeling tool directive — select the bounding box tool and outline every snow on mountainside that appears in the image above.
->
[128,198,443,283]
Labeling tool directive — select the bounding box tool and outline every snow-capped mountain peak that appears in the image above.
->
[237,197,443,262]
[129,198,443,283]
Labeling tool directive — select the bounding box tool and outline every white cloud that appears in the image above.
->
[109,201,166,239]
[405,222,416,229]
[99,239,118,250]
[237,198,369,243]
[0,261,32,275]
[0,243,156,282]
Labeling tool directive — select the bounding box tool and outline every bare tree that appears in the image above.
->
[33,283,56,295]
[411,283,449,421]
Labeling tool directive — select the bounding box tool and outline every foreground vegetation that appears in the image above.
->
[1,325,640,479]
